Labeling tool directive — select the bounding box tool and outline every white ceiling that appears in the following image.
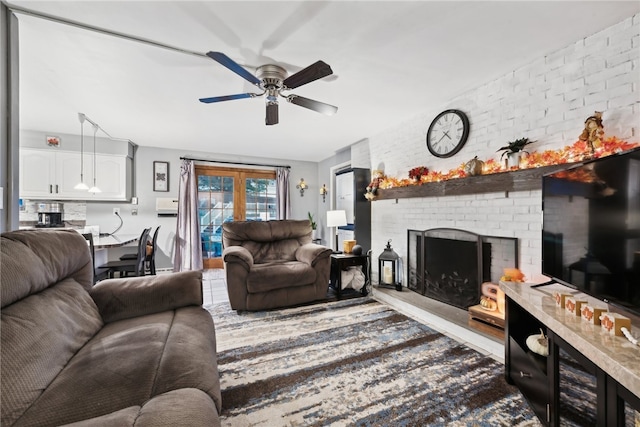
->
[8,1,640,162]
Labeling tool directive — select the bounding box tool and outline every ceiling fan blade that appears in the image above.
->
[205,51,261,86]
[199,93,259,104]
[282,60,333,89]
[287,95,338,116]
[266,103,279,126]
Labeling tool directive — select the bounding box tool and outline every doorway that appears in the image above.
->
[196,165,276,268]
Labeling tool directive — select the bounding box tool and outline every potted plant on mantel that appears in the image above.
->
[308,212,317,239]
[497,137,535,169]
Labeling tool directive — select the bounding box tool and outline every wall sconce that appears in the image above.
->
[320,184,327,203]
[296,178,308,196]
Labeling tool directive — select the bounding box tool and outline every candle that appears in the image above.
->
[383,266,393,284]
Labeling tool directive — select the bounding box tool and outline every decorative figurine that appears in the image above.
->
[579,111,604,156]
[365,170,385,201]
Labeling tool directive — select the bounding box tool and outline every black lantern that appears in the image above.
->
[378,239,403,291]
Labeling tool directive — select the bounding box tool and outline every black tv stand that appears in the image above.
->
[501,281,640,426]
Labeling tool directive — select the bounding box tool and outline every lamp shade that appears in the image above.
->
[326,210,347,227]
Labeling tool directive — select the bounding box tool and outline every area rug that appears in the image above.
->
[206,297,541,427]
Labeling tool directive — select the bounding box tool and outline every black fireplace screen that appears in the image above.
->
[407,228,518,310]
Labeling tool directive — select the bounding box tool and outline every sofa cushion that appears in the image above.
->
[150,307,221,412]
[10,307,220,426]
[1,229,92,308]
[61,389,221,427]
[222,220,312,264]
[247,261,316,293]
[1,279,103,427]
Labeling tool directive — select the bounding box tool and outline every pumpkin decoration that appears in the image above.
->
[464,156,485,176]
[480,295,498,311]
[500,267,525,282]
[526,328,549,357]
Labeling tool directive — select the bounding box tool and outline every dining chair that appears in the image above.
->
[82,233,110,284]
[119,227,152,261]
[147,226,160,275]
[119,226,160,275]
[99,228,151,278]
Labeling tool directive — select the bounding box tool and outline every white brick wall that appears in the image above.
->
[367,14,639,282]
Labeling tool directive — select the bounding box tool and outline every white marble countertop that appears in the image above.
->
[92,234,138,249]
[500,281,640,398]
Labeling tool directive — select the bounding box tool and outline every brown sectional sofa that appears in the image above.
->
[222,219,332,311]
[1,229,221,426]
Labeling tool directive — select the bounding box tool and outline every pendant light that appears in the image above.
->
[74,113,89,190]
[88,124,101,193]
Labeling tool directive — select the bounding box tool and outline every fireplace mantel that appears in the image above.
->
[374,164,569,200]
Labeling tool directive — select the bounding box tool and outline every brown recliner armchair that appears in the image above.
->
[222,219,332,311]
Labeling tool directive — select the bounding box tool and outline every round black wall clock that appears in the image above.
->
[426,109,470,158]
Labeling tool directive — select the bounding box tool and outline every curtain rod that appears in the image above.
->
[180,157,291,169]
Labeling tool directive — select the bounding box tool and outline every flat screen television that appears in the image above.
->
[542,147,640,316]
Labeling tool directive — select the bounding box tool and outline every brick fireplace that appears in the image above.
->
[367,186,540,344]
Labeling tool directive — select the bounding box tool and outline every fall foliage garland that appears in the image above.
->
[378,137,639,190]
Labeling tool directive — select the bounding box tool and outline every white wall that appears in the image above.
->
[364,14,639,281]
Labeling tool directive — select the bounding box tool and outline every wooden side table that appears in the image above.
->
[330,253,369,299]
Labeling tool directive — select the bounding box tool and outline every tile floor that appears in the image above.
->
[202,269,229,306]
[203,269,505,363]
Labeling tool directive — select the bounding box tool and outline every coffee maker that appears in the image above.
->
[36,203,64,228]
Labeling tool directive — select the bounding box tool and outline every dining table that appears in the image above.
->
[92,234,139,249]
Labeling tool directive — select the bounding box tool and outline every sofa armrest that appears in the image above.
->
[90,270,203,323]
[296,244,332,266]
[222,246,254,271]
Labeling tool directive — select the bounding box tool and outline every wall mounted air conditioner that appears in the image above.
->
[156,198,178,216]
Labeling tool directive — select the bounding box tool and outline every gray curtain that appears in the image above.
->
[276,167,291,220]
[173,159,203,272]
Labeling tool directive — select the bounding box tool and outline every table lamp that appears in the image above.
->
[326,210,347,252]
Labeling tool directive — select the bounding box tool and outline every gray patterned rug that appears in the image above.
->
[206,297,542,426]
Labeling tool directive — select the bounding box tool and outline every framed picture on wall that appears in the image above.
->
[153,161,169,192]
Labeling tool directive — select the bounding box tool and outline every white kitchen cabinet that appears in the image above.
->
[89,154,128,200]
[19,149,56,198]
[20,148,130,201]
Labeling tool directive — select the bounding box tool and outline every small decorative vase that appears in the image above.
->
[506,151,522,169]
[311,229,317,240]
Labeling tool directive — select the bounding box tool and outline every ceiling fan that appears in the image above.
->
[199,51,338,125]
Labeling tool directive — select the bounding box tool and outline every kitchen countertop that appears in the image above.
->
[15,228,138,249]
[91,234,138,249]
[500,280,640,398]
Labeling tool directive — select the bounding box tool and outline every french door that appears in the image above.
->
[196,166,276,268]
